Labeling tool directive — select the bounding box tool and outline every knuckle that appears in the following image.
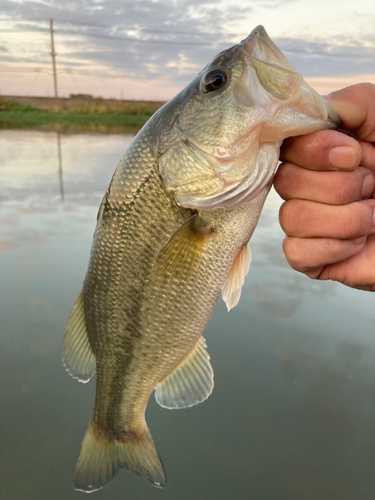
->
[274,163,289,195]
[358,82,375,96]
[282,237,304,270]
[343,203,371,237]
[279,200,303,234]
[334,172,360,204]
[322,237,346,261]
[365,144,375,170]
[343,214,360,238]
[274,162,299,198]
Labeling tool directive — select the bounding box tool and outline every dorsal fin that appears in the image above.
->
[62,290,96,383]
[155,336,214,409]
[221,241,252,311]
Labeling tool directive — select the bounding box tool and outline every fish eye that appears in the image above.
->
[201,68,228,93]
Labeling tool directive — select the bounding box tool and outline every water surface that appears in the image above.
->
[1,129,375,500]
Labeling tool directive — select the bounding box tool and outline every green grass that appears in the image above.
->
[0,99,152,130]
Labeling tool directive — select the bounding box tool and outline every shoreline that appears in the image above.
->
[0,95,165,131]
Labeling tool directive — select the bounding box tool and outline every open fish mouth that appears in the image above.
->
[243,25,298,73]
[241,26,341,127]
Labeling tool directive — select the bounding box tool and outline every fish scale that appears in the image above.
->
[88,138,187,423]
[62,25,340,492]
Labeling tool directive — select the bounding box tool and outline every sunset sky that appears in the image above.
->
[0,0,374,100]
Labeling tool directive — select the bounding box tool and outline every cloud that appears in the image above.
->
[278,38,375,78]
[0,0,374,98]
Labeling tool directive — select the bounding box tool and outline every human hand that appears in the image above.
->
[274,83,375,291]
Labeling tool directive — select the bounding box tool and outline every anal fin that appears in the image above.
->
[155,336,214,409]
[62,289,96,383]
[221,241,252,311]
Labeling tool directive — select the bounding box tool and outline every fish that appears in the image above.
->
[62,25,340,493]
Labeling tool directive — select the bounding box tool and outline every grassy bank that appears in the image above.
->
[0,97,165,131]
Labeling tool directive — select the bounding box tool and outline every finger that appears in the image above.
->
[280,129,361,171]
[274,164,375,204]
[358,139,375,172]
[279,199,375,239]
[325,83,375,142]
[282,235,367,278]
[318,234,375,291]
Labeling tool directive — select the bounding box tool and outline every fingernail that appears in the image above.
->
[361,175,375,199]
[355,236,366,244]
[328,146,357,169]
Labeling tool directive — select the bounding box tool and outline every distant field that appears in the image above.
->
[0,96,166,132]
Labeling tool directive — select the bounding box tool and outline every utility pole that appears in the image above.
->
[49,18,58,98]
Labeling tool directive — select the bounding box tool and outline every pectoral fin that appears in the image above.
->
[155,336,214,409]
[155,215,212,280]
[222,241,252,311]
[62,290,96,383]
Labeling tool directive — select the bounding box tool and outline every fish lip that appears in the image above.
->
[242,25,297,72]
[242,25,271,57]
[323,98,342,128]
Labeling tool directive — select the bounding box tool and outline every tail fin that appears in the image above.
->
[74,415,166,492]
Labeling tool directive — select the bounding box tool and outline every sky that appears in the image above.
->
[0,0,374,100]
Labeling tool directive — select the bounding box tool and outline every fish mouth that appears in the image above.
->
[240,26,341,129]
[242,25,297,73]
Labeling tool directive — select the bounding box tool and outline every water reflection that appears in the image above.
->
[57,133,64,201]
[1,129,375,500]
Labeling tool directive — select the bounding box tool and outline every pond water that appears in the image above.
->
[1,129,375,500]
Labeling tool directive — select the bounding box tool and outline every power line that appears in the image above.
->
[0,66,195,82]
[0,18,246,37]
[60,30,213,45]
[2,25,374,55]
[4,17,375,52]
[48,20,244,37]
[1,27,225,46]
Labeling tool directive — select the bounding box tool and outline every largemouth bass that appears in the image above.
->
[63,26,340,492]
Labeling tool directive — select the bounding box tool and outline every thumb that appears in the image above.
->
[325,83,375,142]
